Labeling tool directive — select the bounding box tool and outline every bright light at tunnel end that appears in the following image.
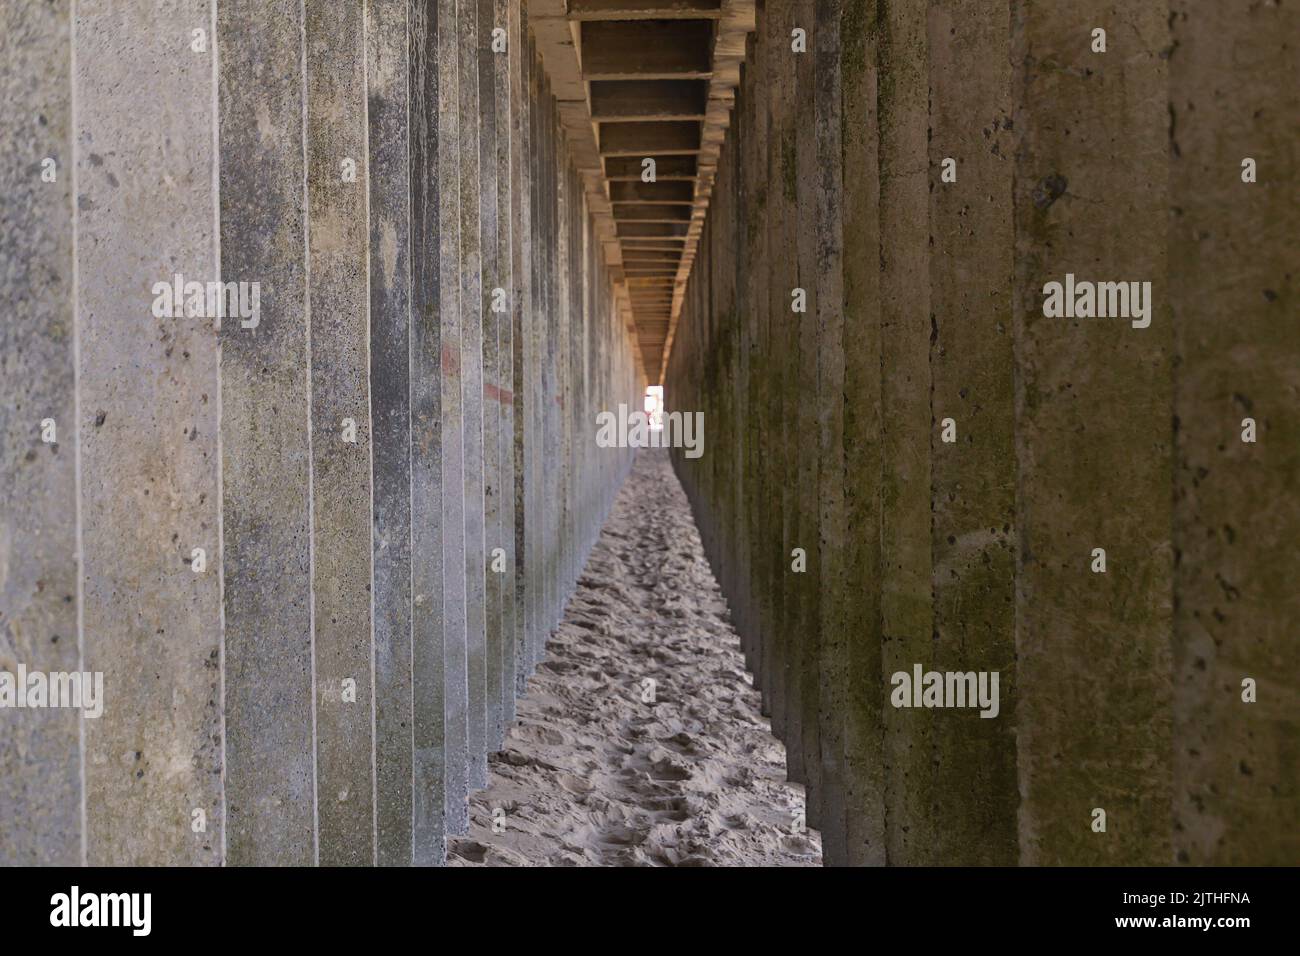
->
[594,393,704,459]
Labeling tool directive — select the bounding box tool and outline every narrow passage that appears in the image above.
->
[450,450,821,867]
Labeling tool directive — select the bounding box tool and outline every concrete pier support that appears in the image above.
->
[218,0,314,866]
[1010,0,1173,866]
[438,0,470,836]
[304,0,375,868]
[0,0,80,867]
[1168,0,1300,865]
[839,0,887,867]
[667,0,1295,867]
[75,0,223,865]
[4,0,640,867]
[366,0,414,867]
[457,0,488,796]
[926,0,1018,865]
[410,0,448,867]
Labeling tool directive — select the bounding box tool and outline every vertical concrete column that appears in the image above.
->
[543,120,561,646]
[876,0,935,865]
[1169,0,1299,864]
[753,21,769,701]
[813,0,847,863]
[764,1,794,747]
[737,33,765,685]
[508,6,531,698]
[539,78,559,664]
[925,0,1018,864]
[489,0,514,744]
[0,0,80,866]
[474,0,502,761]
[437,0,470,836]
[410,0,448,867]
[366,0,414,866]
[794,0,823,824]
[576,209,590,582]
[526,75,541,670]
[457,0,488,793]
[523,48,542,680]
[839,0,887,866]
[561,171,577,606]
[218,0,314,866]
[304,0,375,866]
[1011,0,1172,865]
[491,0,517,733]
[76,0,222,865]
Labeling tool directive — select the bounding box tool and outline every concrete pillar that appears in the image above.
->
[217,0,314,866]
[525,59,540,676]
[813,0,847,863]
[0,0,80,866]
[764,0,794,750]
[458,0,489,794]
[737,31,764,690]
[1011,0,1172,865]
[522,45,541,682]
[366,0,414,867]
[437,0,470,836]
[875,0,936,865]
[508,4,531,700]
[410,0,449,867]
[925,0,1018,865]
[839,0,887,867]
[76,0,222,865]
[304,0,375,866]
[558,169,570,619]
[540,74,559,665]
[1169,0,1299,865]
[793,0,823,827]
[484,0,511,748]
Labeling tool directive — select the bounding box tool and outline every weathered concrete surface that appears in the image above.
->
[481,0,506,751]
[539,71,559,670]
[671,0,1297,870]
[1011,0,1173,866]
[838,0,886,867]
[410,0,448,867]
[765,0,794,756]
[793,0,823,830]
[1169,0,1300,865]
[875,0,936,865]
[497,0,519,733]
[738,25,766,698]
[508,6,532,701]
[76,0,223,865]
[217,0,315,866]
[305,0,375,866]
[813,0,848,864]
[367,0,414,867]
[3,0,653,870]
[458,0,489,794]
[522,44,543,685]
[438,0,470,837]
[926,0,1018,865]
[0,0,80,866]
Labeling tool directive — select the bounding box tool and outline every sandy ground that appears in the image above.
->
[449,448,821,867]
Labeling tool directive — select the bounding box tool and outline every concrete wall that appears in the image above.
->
[2,0,639,867]
[667,0,1298,865]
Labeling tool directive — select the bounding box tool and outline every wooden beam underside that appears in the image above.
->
[569,0,724,20]
[527,0,753,381]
